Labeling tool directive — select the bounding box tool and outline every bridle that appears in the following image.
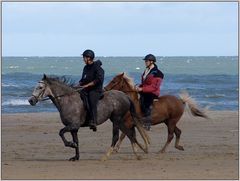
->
[31,81,49,101]
[32,81,83,102]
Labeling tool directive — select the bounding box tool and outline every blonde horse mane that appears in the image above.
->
[120,73,135,90]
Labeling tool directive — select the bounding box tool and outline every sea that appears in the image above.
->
[2,56,238,113]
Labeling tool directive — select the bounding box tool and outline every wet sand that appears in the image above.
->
[1,111,239,179]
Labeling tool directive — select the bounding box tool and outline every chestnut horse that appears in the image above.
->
[104,73,208,153]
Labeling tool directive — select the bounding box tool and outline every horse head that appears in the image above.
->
[104,72,136,93]
[28,74,54,105]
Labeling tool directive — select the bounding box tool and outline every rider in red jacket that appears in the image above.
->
[136,54,164,130]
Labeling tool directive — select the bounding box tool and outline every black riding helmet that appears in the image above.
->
[82,49,95,59]
[143,54,156,62]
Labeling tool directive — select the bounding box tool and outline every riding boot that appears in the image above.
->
[89,119,97,132]
[141,107,152,131]
[141,116,151,131]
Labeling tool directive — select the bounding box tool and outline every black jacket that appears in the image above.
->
[79,60,104,92]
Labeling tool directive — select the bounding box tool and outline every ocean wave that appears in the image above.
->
[2,99,30,106]
[2,83,19,87]
[205,94,226,98]
[9,66,19,69]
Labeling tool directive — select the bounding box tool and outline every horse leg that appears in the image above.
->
[131,142,142,160]
[113,132,126,153]
[134,124,149,153]
[101,122,119,161]
[128,127,148,153]
[159,121,175,153]
[135,139,148,153]
[59,126,78,149]
[114,122,149,154]
[114,130,148,154]
[119,123,142,160]
[69,130,80,161]
[174,126,184,151]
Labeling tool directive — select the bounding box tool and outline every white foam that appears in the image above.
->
[2,99,29,106]
[135,67,140,70]
[2,83,19,87]
[9,66,19,69]
[205,94,225,98]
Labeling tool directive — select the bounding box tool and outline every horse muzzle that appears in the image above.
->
[28,96,38,106]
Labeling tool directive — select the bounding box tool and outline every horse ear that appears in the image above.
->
[43,74,47,80]
[121,72,124,77]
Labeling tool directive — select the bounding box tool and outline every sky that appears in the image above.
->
[2,2,238,56]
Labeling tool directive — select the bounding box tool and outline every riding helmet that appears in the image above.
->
[82,49,95,59]
[143,54,156,62]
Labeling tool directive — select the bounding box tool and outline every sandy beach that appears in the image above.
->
[1,110,239,179]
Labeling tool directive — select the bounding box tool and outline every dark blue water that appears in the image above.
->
[2,72,238,113]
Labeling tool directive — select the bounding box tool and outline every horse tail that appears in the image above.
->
[128,97,151,145]
[179,91,208,119]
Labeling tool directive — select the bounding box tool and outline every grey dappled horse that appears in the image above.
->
[28,74,149,161]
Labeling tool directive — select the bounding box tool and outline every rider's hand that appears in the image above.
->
[73,84,81,88]
[82,84,89,88]
[136,86,143,92]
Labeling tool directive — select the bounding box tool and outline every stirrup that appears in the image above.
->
[89,124,97,132]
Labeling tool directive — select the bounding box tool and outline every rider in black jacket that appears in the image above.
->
[78,49,104,132]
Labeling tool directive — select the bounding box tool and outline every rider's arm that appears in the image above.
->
[83,67,104,88]
[142,76,162,93]
[93,67,104,86]
[83,81,95,88]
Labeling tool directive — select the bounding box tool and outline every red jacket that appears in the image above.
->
[139,65,164,97]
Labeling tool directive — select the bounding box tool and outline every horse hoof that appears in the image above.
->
[69,156,79,161]
[136,155,142,160]
[176,146,184,151]
[101,156,108,161]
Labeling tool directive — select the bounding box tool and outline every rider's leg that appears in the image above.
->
[88,90,101,131]
[80,89,91,123]
[140,93,156,131]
